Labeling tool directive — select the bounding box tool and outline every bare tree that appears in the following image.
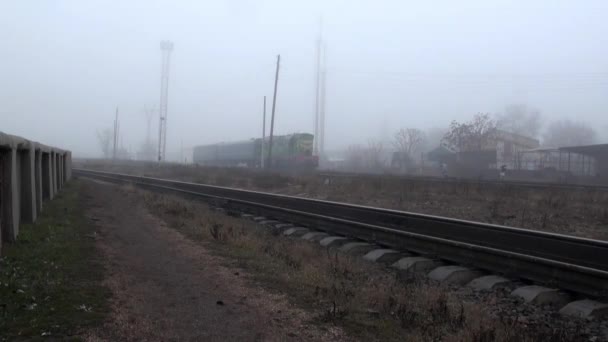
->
[344,140,385,172]
[443,120,467,152]
[393,128,426,156]
[138,140,157,161]
[344,144,365,171]
[442,113,497,152]
[96,128,112,158]
[468,113,497,150]
[422,126,448,153]
[366,139,384,170]
[495,104,542,138]
[542,119,597,147]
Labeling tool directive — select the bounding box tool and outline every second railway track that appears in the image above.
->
[317,170,608,192]
[74,168,608,303]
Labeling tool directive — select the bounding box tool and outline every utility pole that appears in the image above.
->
[113,107,119,160]
[158,40,174,162]
[144,106,155,145]
[313,18,327,158]
[313,28,322,156]
[319,42,327,156]
[261,96,266,169]
[143,106,155,161]
[267,55,280,168]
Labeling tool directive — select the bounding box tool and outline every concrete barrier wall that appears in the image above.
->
[0,132,71,252]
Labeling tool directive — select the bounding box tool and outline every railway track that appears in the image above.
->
[74,168,608,309]
[317,170,608,191]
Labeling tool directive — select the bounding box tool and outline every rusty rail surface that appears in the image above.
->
[74,168,608,298]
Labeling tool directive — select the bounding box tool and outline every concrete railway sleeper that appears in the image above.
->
[73,168,608,318]
[251,216,608,319]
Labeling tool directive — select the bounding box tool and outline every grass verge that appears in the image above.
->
[0,181,108,341]
[80,161,608,240]
[137,188,586,342]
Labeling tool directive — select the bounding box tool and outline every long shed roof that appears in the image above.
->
[558,144,608,160]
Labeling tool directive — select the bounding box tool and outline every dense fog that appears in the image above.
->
[2,1,607,159]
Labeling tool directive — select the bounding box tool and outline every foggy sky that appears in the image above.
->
[2,1,607,158]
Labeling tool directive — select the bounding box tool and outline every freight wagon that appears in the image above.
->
[193,133,318,170]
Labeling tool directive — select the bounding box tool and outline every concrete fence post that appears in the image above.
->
[65,151,72,180]
[59,154,64,188]
[2,148,20,242]
[42,152,53,200]
[56,153,61,190]
[56,154,60,190]
[35,149,42,214]
[51,152,57,195]
[0,132,71,247]
[19,143,37,223]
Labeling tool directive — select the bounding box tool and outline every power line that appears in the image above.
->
[325,68,608,78]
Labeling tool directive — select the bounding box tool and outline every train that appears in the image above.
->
[193,133,318,169]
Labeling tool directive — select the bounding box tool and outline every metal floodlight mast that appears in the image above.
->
[158,40,174,162]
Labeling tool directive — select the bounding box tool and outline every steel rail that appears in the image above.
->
[317,170,608,191]
[74,168,608,298]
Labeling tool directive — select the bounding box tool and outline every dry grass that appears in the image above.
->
[78,161,608,240]
[135,188,586,342]
[301,177,608,240]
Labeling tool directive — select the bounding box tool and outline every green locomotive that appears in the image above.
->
[193,133,317,169]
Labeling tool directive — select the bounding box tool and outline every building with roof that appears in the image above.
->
[518,144,608,182]
[427,129,540,175]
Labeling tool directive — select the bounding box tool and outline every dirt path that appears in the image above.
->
[82,180,349,341]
